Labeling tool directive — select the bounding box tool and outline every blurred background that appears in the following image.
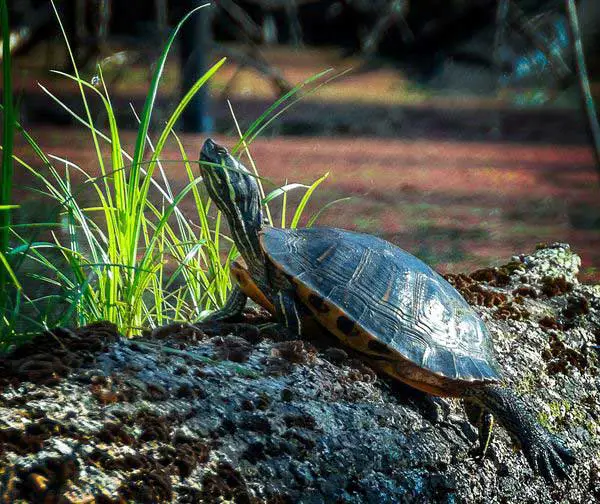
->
[5,0,600,281]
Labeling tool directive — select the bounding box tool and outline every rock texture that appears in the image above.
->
[0,243,599,503]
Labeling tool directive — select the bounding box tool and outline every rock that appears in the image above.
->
[0,245,599,503]
[518,243,582,285]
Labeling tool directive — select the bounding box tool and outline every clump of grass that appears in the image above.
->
[1,2,344,341]
[8,2,232,336]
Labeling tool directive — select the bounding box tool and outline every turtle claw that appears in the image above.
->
[550,434,576,465]
[521,430,575,483]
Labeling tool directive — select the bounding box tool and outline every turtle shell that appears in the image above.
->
[261,226,502,385]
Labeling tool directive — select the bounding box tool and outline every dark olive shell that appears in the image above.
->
[262,226,502,383]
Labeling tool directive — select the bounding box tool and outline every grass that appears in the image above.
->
[0,2,337,343]
[0,0,22,340]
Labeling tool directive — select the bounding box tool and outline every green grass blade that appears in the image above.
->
[290,173,329,229]
[126,5,212,293]
[247,69,352,146]
[231,68,333,155]
[138,177,204,275]
[262,183,309,205]
[50,0,107,181]
[132,57,226,240]
[0,0,15,313]
[0,251,20,289]
[139,57,226,185]
[128,4,209,206]
[306,197,352,227]
[281,183,288,228]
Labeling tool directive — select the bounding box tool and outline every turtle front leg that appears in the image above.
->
[203,285,248,322]
[464,384,575,483]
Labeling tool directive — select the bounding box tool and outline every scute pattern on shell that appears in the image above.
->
[263,227,502,382]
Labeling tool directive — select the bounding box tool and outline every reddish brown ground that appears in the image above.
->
[8,45,600,282]
[11,127,600,282]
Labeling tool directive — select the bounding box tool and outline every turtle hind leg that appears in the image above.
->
[463,401,495,459]
[202,286,248,322]
[463,384,576,483]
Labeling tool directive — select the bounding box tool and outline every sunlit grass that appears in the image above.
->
[2,2,231,337]
[3,2,227,336]
[0,1,342,342]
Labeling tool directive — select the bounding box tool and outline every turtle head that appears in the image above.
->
[200,138,263,267]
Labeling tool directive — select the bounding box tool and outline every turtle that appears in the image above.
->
[199,138,575,482]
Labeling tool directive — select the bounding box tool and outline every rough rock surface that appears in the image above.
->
[0,243,598,503]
